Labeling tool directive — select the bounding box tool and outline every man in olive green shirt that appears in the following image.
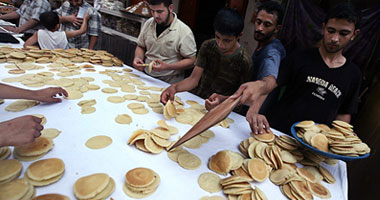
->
[161,8,252,104]
[133,0,196,84]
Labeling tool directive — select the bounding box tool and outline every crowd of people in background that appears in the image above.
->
[0,0,362,150]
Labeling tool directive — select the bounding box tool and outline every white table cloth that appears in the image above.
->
[0,41,347,200]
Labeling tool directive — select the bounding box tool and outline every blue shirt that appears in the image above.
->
[252,38,286,81]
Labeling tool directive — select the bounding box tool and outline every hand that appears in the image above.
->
[0,115,43,147]
[205,93,222,111]
[152,59,169,72]
[133,57,145,71]
[160,85,176,105]
[33,87,68,103]
[246,106,270,135]
[66,14,82,27]
[3,26,17,33]
[83,12,90,21]
[231,82,261,106]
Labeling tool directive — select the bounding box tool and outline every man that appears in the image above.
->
[160,8,252,104]
[0,84,68,147]
[55,0,101,49]
[133,0,196,84]
[206,1,286,114]
[232,3,361,135]
[0,0,51,40]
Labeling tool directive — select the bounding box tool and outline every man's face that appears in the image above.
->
[215,31,240,55]
[69,0,83,8]
[149,3,173,25]
[254,10,279,42]
[322,18,359,53]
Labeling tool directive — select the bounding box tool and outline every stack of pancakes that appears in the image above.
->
[123,167,160,198]
[0,178,35,200]
[0,159,22,184]
[73,173,115,200]
[25,158,65,186]
[13,137,54,161]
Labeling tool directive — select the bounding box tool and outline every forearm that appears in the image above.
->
[165,56,195,70]
[256,76,278,96]
[134,46,145,60]
[78,20,88,35]
[0,83,35,100]
[88,35,97,49]
[0,11,19,20]
[336,114,351,123]
[17,19,38,33]
[250,94,267,112]
[172,77,198,93]
[59,15,70,23]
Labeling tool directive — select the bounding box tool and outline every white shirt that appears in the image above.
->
[37,29,69,49]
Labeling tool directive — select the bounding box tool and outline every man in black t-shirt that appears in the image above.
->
[230,3,362,135]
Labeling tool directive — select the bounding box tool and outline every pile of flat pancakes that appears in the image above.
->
[209,150,244,175]
[127,102,149,115]
[73,173,115,200]
[163,99,179,119]
[0,146,11,160]
[173,100,233,128]
[5,99,40,112]
[0,178,35,199]
[207,129,337,199]
[25,158,65,186]
[220,175,268,200]
[0,159,22,184]
[295,120,371,157]
[123,167,160,198]
[77,99,97,114]
[13,137,54,161]
[32,193,70,200]
[0,46,124,67]
[128,120,178,154]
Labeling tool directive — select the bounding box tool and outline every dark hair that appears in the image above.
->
[213,8,244,37]
[149,0,172,7]
[325,3,361,29]
[39,11,59,31]
[257,1,284,25]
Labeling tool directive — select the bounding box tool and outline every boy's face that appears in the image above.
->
[322,18,359,53]
[254,10,280,42]
[215,31,240,55]
[149,3,173,26]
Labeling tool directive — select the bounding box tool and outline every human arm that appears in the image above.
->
[59,14,83,27]
[0,115,43,147]
[0,83,68,103]
[160,66,204,104]
[231,75,278,107]
[88,35,97,50]
[153,29,197,71]
[65,13,90,39]
[0,11,19,20]
[205,93,228,110]
[133,45,146,71]
[335,114,351,123]
[12,18,39,33]
[23,31,38,48]
[152,56,196,72]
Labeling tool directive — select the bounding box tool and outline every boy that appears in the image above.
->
[160,8,252,104]
[231,3,361,135]
[24,11,90,49]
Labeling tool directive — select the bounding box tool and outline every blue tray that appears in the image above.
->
[291,122,370,162]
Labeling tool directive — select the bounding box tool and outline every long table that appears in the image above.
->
[0,41,348,200]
